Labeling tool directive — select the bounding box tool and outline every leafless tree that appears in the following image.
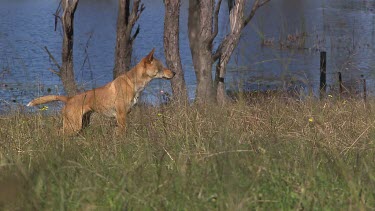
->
[60,0,80,96]
[163,0,188,102]
[188,0,216,104]
[47,0,80,96]
[113,0,145,79]
[188,0,270,104]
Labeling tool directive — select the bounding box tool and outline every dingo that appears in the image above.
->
[27,49,175,135]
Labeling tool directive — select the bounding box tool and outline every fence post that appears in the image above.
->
[338,72,343,97]
[320,51,327,99]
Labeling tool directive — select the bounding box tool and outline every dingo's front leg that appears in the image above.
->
[115,104,129,135]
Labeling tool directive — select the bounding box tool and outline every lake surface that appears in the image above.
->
[1,0,375,111]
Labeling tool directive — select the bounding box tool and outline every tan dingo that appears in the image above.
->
[27,49,175,135]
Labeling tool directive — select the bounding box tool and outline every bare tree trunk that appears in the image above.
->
[113,0,145,79]
[188,0,216,104]
[163,0,188,103]
[61,0,79,96]
[215,58,228,105]
[213,0,270,105]
[214,1,244,105]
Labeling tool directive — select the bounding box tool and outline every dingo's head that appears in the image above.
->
[142,49,175,80]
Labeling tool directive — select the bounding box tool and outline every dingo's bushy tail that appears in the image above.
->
[27,95,68,107]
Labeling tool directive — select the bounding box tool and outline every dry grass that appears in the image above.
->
[1,95,375,210]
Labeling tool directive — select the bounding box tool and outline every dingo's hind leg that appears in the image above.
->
[62,106,90,135]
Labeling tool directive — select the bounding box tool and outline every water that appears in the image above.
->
[1,0,374,110]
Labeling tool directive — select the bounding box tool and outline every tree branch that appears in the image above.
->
[48,68,61,77]
[44,46,62,72]
[129,0,145,28]
[212,44,222,62]
[212,36,231,62]
[243,0,270,27]
[71,0,80,13]
[209,0,223,43]
[53,14,62,31]
[53,1,62,31]
[130,24,140,43]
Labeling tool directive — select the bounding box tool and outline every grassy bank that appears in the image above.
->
[1,96,375,210]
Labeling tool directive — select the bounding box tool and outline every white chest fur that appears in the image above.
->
[131,90,141,108]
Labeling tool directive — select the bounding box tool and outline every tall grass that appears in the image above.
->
[1,95,375,210]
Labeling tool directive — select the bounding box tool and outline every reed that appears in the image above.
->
[1,96,374,210]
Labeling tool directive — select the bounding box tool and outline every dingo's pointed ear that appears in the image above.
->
[146,48,155,63]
